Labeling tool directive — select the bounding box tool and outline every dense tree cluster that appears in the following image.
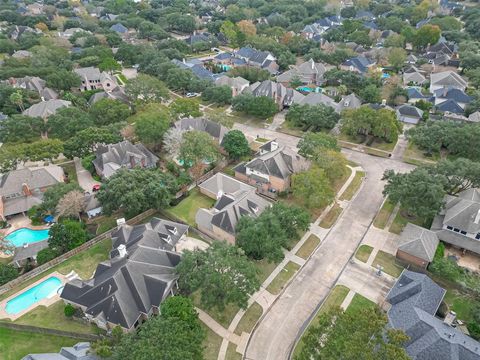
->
[232,93,278,118]
[286,104,340,131]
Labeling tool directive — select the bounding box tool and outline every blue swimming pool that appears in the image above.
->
[5,276,62,315]
[5,228,50,248]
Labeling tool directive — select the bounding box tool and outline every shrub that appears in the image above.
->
[64,304,76,317]
[36,248,58,265]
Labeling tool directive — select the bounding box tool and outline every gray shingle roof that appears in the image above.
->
[174,117,228,145]
[22,342,97,360]
[387,270,480,360]
[398,223,439,262]
[430,71,467,90]
[22,100,71,118]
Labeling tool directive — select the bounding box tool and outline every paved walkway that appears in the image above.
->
[268,111,286,131]
[74,158,100,192]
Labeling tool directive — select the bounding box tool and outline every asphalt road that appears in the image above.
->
[243,139,414,360]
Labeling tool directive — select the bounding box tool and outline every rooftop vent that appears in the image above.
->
[117,244,127,258]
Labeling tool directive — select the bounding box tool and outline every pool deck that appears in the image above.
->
[0,271,67,321]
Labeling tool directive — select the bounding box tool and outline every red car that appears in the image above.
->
[92,184,101,192]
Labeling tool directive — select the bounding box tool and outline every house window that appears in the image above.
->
[447,225,453,230]
[453,228,460,233]
[460,230,467,235]
[476,233,480,240]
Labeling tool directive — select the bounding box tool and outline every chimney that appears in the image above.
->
[381,99,387,106]
[474,210,480,224]
[117,244,127,258]
[444,311,456,326]
[22,183,32,196]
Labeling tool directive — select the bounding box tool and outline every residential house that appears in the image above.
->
[406,54,418,64]
[92,140,159,179]
[174,117,229,146]
[434,88,472,110]
[337,93,362,112]
[84,194,102,219]
[74,67,117,92]
[23,99,71,119]
[58,28,90,39]
[215,75,249,96]
[403,70,427,86]
[61,219,187,332]
[0,165,64,220]
[9,25,39,41]
[298,92,339,112]
[436,99,465,115]
[88,88,129,105]
[234,47,279,74]
[22,342,98,360]
[430,71,467,93]
[11,50,31,59]
[109,23,128,34]
[386,270,480,360]
[301,16,342,39]
[277,59,328,86]
[396,223,439,269]
[7,76,58,100]
[431,188,480,255]
[13,240,49,268]
[396,104,424,124]
[340,56,375,74]
[195,173,271,243]
[234,140,309,193]
[245,80,304,109]
[171,59,218,82]
[406,88,430,104]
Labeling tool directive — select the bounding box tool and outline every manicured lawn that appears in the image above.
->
[296,234,321,259]
[337,132,366,144]
[167,188,215,226]
[372,250,404,278]
[339,171,365,201]
[370,138,396,152]
[443,290,478,323]
[403,142,439,164]
[0,327,78,360]
[193,292,239,329]
[201,322,223,360]
[60,162,78,185]
[92,215,118,235]
[333,166,352,193]
[0,238,111,301]
[254,258,279,284]
[266,262,301,295]
[292,285,350,358]
[234,302,263,335]
[226,342,242,360]
[355,245,373,263]
[319,203,342,229]
[345,293,376,315]
[13,300,100,334]
[388,210,424,235]
[373,200,396,229]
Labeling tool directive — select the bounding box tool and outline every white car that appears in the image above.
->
[186,92,199,98]
[211,47,221,53]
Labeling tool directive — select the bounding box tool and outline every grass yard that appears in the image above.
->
[12,300,100,334]
[167,188,215,226]
[319,203,343,229]
[388,210,424,235]
[201,322,223,360]
[254,258,280,284]
[345,294,376,315]
[193,293,239,329]
[443,290,478,323]
[234,302,263,335]
[370,138,396,152]
[226,342,242,360]
[372,250,404,278]
[92,215,118,235]
[333,166,352,193]
[60,162,78,185]
[337,133,366,144]
[295,234,321,259]
[355,245,373,263]
[0,238,111,301]
[339,171,365,201]
[266,262,301,295]
[0,327,78,360]
[403,142,439,164]
[373,200,396,229]
[292,285,350,358]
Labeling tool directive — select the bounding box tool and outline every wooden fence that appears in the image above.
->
[0,321,102,340]
[0,209,157,295]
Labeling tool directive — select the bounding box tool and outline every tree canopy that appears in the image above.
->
[132,103,171,147]
[222,130,250,159]
[286,104,340,131]
[292,166,335,209]
[48,220,88,255]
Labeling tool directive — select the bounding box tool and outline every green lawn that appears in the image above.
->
[60,162,78,185]
[226,342,242,360]
[201,322,223,360]
[373,200,396,229]
[0,327,78,360]
[345,294,376,315]
[254,258,279,284]
[92,215,118,235]
[339,171,365,201]
[443,290,478,323]
[0,238,111,301]
[234,302,263,335]
[337,133,366,144]
[370,138,396,152]
[167,188,215,226]
[403,142,439,164]
[292,285,350,358]
[266,262,301,295]
[295,234,321,259]
[388,210,424,235]
[319,203,342,229]
[372,250,404,278]
[355,245,373,263]
[193,292,239,329]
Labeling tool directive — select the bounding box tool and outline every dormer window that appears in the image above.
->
[476,233,480,240]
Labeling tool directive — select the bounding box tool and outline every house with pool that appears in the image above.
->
[60,218,188,332]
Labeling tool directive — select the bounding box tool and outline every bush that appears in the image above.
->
[36,248,58,265]
[27,205,44,226]
[81,154,96,175]
[64,304,76,317]
[0,263,18,285]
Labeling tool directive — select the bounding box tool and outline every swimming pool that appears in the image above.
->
[5,228,50,248]
[5,276,62,315]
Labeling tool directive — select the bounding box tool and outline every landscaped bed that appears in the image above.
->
[167,188,215,226]
[355,245,373,263]
[373,200,396,229]
[319,203,342,229]
[372,250,404,278]
[234,302,263,335]
[295,234,321,259]
[266,262,300,295]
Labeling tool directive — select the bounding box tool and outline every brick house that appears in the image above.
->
[395,223,439,269]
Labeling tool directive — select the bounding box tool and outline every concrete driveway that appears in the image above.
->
[243,132,414,360]
[74,158,100,193]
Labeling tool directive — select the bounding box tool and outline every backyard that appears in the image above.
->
[167,188,215,226]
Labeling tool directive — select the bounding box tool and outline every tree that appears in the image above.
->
[228,66,270,83]
[222,130,250,159]
[48,220,88,254]
[312,150,348,184]
[179,130,220,168]
[166,14,197,33]
[382,168,446,219]
[0,114,44,143]
[0,264,18,286]
[237,20,256,36]
[388,47,407,71]
[46,107,94,140]
[176,242,260,310]
[384,34,405,48]
[97,169,176,217]
[413,25,441,49]
[201,86,233,105]
[132,103,171,147]
[36,247,59,265]
[163,127,184,158]
[9,90,25,112]
[42,183,83,215]
[56,190,85,220]
[169,98,202,119]
[298,132,340,158]
[297,306,410,360]
[286,104,340,131]
[113,296,205,360]
[232,94,278,119]
[428,158,480,195]
[125,74,169,104]
[359,84,381,103]
[46,70,81,91]
[63,127,123,159]
[64,304,76,317]
[89,99,130,126]
[292,167,335,209]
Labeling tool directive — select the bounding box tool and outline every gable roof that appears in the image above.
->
[397,104,424,118]
[398,223,439,262]
[430,71,467,89]
[387,270,480,360]
[74,67,101,81]
[436,99,464,114]
[22,342,97,360]
[110,23,128,33]
[298,92,338,111]
[434,88,472,104]
[23,99,71,118]
[443,189,480,234]
[236,46,275,65]
[342,56,373,73]
[277,59,327,84]
[174,117,228,145]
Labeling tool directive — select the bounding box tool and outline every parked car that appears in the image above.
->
[92,184,101,192]
[212,47,221,53]
[186,92,199,98]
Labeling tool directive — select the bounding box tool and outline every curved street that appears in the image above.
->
[244,149,414,360]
